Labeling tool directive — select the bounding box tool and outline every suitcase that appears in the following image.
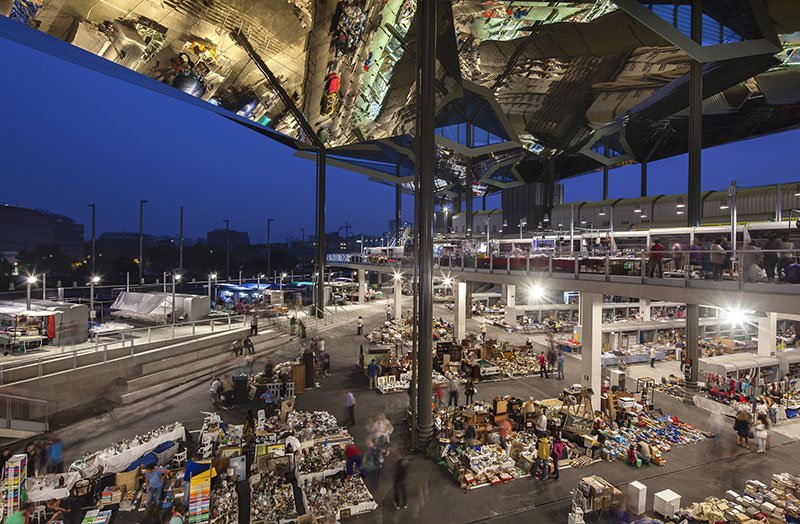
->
[787,263,800,284]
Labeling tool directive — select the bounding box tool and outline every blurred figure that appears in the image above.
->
[392,455,409,510]
[754,414,770,453]
[356,316,363,335]
[362,438,383,492]
[369,413,394,446]
[648,238,665,278]
[734,408,752,448]
[447,375,459,406]
[557,351,565,380]
[209,376,221,404]
[345,391,356,426]
[464,378,476,405]
[44,432,64,474]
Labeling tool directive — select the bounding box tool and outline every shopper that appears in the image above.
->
[250,315,258,336]
[46,497,82,524]
[362,439,383,492]
[231,338,242,357]
[299,320,307,338]
[547,347,557,375]
[710,238,726,280]
[722,237,734,279]
[434,383,444,409]
[763,235,782,283]
[144,464,169,508]
[754,414,770,453]
[480,323,487,342]
[344,442,362,476]
[535,408,548,438]
[386,304,392,322]
[551,435,566,481]
[369,413,394,446]
[447,375,459,407]
[221,376,235,406]
[392,455,409,510]
[243,337,255,355]
[209,377,222,404]
[618,355,628,371]
[345,391,356,426]
[367,359,379,389]
[671,239,684,272]
[648,239,665,278]
[464,378,476,405]
[556,351,565,380]
[0,448,10,472]
[778,235,795,281]
[734,408,752,448]
[259,389,276,417]
[44,432,64,474]
[290,316,297,336]
[263,357,275,378]
[356,316,363,335]
[636,441,652,464]
[531,434,551,480]
[5,503,34,524]
[25,442,38,478]
[538,351,548,378]
[169,505,186,524]
[649,346,657,368]
[322,353,331,376]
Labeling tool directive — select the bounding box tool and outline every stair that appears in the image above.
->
[106,330,291,405]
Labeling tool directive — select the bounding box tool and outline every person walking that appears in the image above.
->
[710,238,726,280]
[386,304,392,322]
[143,464,169,508]
[362,439,383,492]
[464,378,476,405]
[434,383,444,409]
[648,239,665,278]
[290,316,297,336]
[345,391,356,426]
[535,408,548,438]
[754,414,770,453]
[209,376,222,404]
[250,315,258,336]
[447,375,459,407]
[556,351,565,381]
[531,434,551,480]
[551,435,566,481]
[763,235,782,283]
[367,359,379,390]
[44,432,64,474]
[670,238,684,272]
[538,351,548,378]
[356,316,363,335]
[547,347,557,377]
[778,235,795,281]
[299,320,307,339]
[480,323,487,343]
[392,455,409,510]
[243,337,255,355]
[734,408,752,448]
[231,338,242,357]
[649,346,657,368]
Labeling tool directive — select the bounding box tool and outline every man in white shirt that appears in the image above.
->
[650,346,657,368]
[535,408,548,437]
[356,316,363,335]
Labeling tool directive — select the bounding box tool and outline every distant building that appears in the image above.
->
[0,205,84,259]
[207,228,250,249]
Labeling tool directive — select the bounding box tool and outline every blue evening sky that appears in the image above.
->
[1,35,798,243]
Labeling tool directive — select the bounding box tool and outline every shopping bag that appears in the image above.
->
[635,458,642,468]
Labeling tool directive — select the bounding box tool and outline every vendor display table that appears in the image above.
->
[601,350,665,367]
[26,472,82,502]
[0,334,47,353]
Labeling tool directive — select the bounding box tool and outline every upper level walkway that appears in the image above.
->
[328,250,800,315]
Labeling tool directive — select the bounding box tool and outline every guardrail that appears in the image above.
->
[0,314,249,386]
[0,392,52,431]
[337,248,800,290]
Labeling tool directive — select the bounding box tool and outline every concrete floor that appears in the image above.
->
[32,299,800,523]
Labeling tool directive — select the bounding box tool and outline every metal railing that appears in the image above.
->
[0,314,249,386]
[339,248,800,290]
[0,393,52,430]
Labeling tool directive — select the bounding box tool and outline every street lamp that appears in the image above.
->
[518,218,527,240]
[208,272,217,310]
[728,180,738,253]
[89,275,100,323]
[223,219,230,280]
[172,272,182,327]
[88,203,96,277]
[138,199,148,284]
[26,275,37,310]
[281,272,287,291]
[267,218,275,279]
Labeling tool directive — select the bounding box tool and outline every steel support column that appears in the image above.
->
[687,0,703,227]
[415,0,436,451]
[685,303,700,401]
[315,152,327,318]
[640,162,647,197]
[395,182,402,244]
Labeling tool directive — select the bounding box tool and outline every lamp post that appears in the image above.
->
[729,180,738,253]
[484,217,490,245]
[518,218,527,240]
[138,199,147,284]
[281,273,287,292]
[89,275,100,323]
[172,272,182,327]
[89,203,96,277]
[267,218,275,281]
[208,272,217,310]
[26,275,37,310]
[223,219,230,280]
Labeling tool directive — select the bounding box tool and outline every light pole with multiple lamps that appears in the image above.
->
[208,272,217,310]
[172,272,182,329]
[138,199,147,284]
[518,218,527,240]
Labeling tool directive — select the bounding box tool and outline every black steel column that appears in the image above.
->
[415,0,436,450]
[688,0,703,227]
[602,144,609,200]
[640,162,648,197]
[315,152,327,318]
[685,303,700,401]
[395,182,402,243]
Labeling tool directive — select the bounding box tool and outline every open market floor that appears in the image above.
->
[41,300,800,523]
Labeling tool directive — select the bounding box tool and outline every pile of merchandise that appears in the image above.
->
[300,474,378,520]
[210,474,238,524]
[682,472,800,522]
[295,443,345,480]
[600,413,707,463]
[250,472,298,522]
[287,411,342,440]
[198,413,243,459]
